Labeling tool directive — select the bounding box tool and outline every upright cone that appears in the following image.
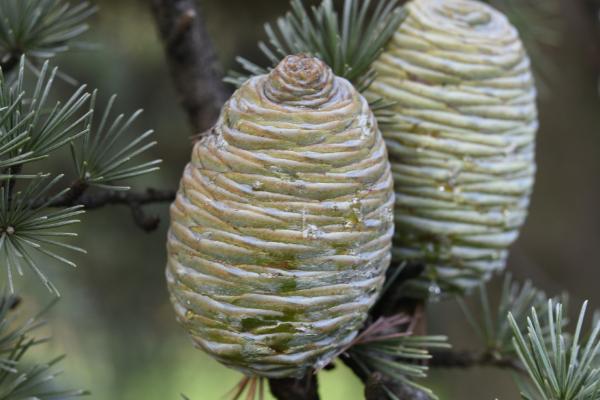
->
[166,55,395,378]
[368,0,537,294]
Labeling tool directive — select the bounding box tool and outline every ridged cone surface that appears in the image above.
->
[368,0,537,293]
[166,55,395,378]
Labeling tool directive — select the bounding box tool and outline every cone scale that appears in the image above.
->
[166,55,395,378]
[368,0,538,294]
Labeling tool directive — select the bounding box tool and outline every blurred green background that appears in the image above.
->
[14,0,600,399]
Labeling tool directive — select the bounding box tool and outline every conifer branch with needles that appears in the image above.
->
[427,274,567,374]
[70,90,161,191]
[0,0,96,73]
[457,273,568,364]
[37,186,177,232]
[510,300,600,400]
[343,314,450,400]
[0,295,88,399]
[0,57,162,293]
[0,58,90,181]
[0,174,86,295]
[225,0,406,93]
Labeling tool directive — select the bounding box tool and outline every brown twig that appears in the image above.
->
[38,186,176,232]
[0,52,21,74]
[55,187,176,208]
[268,374,319,400]
[1,294,21,310]
[372,263,426,318]
[342,355,432,400]
[429,349,525,373]
[53,179,89,206]
[364,373,389,400]
[151,0,229,135]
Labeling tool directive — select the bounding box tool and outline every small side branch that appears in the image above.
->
[372,263,426,318]
[430,349,525,373]
[151,0,229,135]
[47,187,176,209]
[0,52,21,73]
[342,356,432,400]
[39,186,176,232]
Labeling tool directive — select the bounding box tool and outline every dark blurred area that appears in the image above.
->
[18,0,600,399]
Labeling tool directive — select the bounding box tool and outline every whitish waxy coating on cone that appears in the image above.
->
[166,55,395,378]
[368,0,537,293]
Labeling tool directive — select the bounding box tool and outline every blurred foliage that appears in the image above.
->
[458,273,567,359]
[0,59,89,295]
[486,0,563,94]
[0,56,159,294]
[0,0,96,71]
[0,295,87,399]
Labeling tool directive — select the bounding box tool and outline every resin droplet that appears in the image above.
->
[303,224,323,240]
[428,283,442,303]
[252,180,264,190]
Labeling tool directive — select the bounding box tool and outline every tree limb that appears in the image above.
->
[53,180,89,206]
[150,0,229,135]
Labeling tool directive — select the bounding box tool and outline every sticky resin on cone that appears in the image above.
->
[166,55,395,378]
[368,0,537,295]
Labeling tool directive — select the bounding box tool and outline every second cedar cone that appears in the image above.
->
[368,0,538,295]
[166,55,395,378]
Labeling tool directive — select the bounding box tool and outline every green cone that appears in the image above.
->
[166,55,395,378]
[368,0,537,295]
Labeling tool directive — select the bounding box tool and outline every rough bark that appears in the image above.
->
[151,0,229,135]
